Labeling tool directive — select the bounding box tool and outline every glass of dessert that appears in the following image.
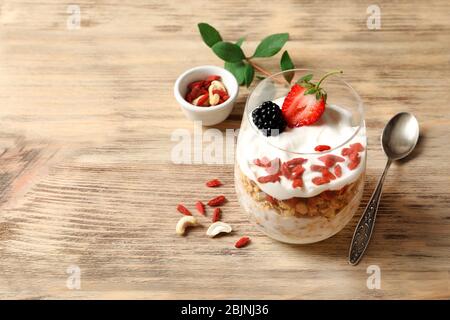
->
[235,69,366,244]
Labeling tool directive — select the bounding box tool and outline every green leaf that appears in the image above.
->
[297,73,313,84]
[197,23,222,48]
[235,37,245,47]
[304,87,317,95]
[280,50,295,83]
[212,41,245,63]
[222,37,247,84]
[256,75,266,80]
[224,61,246,85]
[252,33,289,57]
[244,63,255,87]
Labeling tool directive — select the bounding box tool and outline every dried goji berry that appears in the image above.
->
[253,157,271,167]
[212,207,221,222]
[321,169,336,180]
[196,93,209,106]
[257,173,281,184]
[314,145,331,152]
[350,143,364,152]
[265,194,277,205]
[207,195,226,207]
[195,201,205,215]
[291,165,305,178]
[347,158,360,170]
[185,92,193,103]
[349,152,360,162]
[177,204,192,216]
[281,162,292,179]
[206,179,222,187]
[292,178,303,188]
[318,154,345,167]
[286,157,307,167]
[310,164,328,172]
[312,176,330,185]
[341,148,351,156]
[203,80,212,88]
[235,236,250,248]
[190,86,201,99]
[188,81,204,90]
[318,156,334,167]
[334,164,342,177]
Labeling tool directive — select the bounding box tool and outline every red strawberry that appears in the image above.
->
[282,84,325,127]
[282,71,343,127]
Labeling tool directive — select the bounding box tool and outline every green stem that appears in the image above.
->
[245,58,272,77]
[315,70,343,89]
[246,58,286,85]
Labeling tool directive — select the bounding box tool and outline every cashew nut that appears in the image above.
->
[206,221,232,238]
[209,93,220,106]
[176,216,198,236]
[208,80,226,95]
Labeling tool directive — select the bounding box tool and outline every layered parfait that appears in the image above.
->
[235,70,366,244]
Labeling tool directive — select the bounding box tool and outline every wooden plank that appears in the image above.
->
[0,0,449,299]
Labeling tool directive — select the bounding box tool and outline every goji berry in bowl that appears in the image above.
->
[174,65,239,126]
[185,75,230,107]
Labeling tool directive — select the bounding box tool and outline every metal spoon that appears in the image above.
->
[349,112,419,265]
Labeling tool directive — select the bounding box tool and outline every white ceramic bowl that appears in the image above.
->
[174,65,239,126]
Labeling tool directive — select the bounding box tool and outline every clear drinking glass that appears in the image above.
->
[235,69,366,244]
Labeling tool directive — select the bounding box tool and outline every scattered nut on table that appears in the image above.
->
[206,221,232,238]
[176,216,199,236]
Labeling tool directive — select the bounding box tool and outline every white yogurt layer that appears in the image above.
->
[236,98,366,200]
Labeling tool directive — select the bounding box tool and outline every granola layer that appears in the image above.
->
[235,164,365,244]
[239,168,363,219]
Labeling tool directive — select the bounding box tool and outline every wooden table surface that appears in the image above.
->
[0,0,449,299]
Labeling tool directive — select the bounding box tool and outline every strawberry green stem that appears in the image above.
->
[315,70,343,89]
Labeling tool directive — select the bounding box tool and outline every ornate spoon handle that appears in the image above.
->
[349,159,391,265]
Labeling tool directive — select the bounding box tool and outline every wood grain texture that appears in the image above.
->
[0,0,449,299]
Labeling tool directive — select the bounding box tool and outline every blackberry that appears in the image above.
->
[252,101,286,136]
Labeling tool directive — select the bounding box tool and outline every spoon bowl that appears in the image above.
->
[382,112,420,160]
